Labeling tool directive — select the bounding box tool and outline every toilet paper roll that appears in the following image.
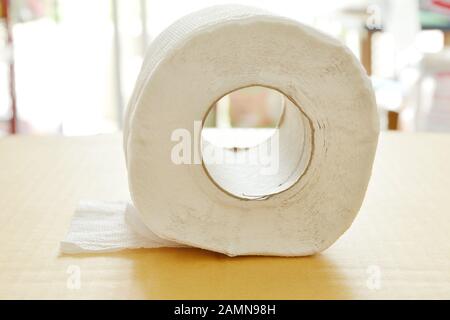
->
[121,4,379,257]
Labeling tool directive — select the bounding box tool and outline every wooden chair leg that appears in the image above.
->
[387,111,399,130]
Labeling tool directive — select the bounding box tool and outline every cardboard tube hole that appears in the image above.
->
[201,86,312,200]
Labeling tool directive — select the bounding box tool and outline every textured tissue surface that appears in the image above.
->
[61,201,183,254]
[62,5,379,257]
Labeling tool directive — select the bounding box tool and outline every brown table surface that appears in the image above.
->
[0,132,449,299]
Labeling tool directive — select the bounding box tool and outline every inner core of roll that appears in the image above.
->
[200,85,313,200]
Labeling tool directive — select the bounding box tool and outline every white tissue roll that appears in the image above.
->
[124,5,379,256]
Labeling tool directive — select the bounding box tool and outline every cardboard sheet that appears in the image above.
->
[0,133,449,299]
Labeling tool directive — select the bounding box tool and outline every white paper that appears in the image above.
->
[63,5,379,256]
[60,201,184,254]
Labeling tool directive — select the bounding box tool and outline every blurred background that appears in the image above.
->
[1,0,450,136]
